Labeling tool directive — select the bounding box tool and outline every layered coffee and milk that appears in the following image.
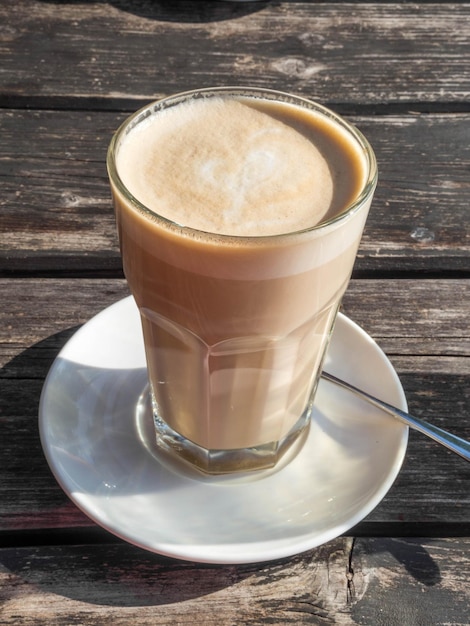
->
[110,92,373,468]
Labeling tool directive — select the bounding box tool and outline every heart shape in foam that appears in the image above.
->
[119,97,335,236]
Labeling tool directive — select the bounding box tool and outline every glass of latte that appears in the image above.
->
[107,87,377,474]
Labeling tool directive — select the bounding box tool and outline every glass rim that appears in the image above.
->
[107,86,378,243]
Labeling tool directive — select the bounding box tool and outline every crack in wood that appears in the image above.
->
[347,537,356,605]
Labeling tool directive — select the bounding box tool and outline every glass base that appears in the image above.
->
[152,397,312,475]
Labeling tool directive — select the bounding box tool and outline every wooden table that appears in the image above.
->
[1,1,469,623]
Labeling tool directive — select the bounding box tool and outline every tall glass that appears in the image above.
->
[107,87,377,474]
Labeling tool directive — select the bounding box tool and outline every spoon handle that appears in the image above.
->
[321,371,470,462]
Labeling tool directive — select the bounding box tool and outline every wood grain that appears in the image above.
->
[1,110,469,275]
[0,538,468,625]
[1,279,468,359]
[1,1,469,109]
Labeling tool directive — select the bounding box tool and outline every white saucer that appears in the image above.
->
[39,297,408,564]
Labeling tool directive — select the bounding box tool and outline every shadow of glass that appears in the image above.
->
[354,536,442,587]
[349,537,470,626]
[388,538,441,586]
[37,0,271,23]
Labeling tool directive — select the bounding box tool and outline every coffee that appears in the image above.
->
[108,89,376,472]
[117,97,364,236]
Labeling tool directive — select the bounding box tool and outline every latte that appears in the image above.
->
[108,89,376,472]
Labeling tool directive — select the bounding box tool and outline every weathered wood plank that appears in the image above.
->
[0,279,468,359]
[0,538,468,625]
[350,537,470,626]
[1,2,469,109]
[0,278,468,531]
[1,110,469,275]
[341,279,470,356]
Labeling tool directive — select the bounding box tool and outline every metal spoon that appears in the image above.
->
[321,371,470,462]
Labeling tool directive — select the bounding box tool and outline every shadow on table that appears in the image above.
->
[350,538,470,626]
[0,328,88,529]
[1,542,261,607]
[37,0,270,23]
[361,537,441,587]
[0,537,449,610]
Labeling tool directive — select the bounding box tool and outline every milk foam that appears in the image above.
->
[117,98,336,236]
